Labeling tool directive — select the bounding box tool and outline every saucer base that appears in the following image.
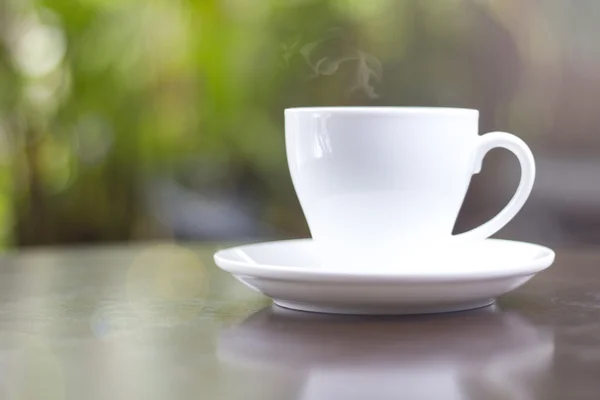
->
[274,299,495,315]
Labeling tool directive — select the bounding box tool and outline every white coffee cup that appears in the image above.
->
[285,107,535,269]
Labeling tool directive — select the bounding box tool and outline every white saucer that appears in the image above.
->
[213,239,555,315]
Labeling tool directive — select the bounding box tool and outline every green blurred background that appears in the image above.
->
[0,0,599,247]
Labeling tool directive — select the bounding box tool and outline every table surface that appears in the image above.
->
[0,242,598,400]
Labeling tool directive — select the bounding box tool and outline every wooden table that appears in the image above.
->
[0,243,597,399]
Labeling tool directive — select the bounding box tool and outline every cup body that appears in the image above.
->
[285,107,480,268]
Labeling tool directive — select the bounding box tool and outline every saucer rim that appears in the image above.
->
[213,239,555,283]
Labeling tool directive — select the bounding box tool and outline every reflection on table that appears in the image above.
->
[219,305,553,400]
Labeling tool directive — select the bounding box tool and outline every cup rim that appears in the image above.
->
[284,106,478,115]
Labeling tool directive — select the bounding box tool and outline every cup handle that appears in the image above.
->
[454,131,536,241]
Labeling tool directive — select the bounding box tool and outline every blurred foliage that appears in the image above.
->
[0,0,597,246]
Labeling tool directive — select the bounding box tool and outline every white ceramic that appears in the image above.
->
[213,238,554,315]
[218,306,554,400]
[285,107,535,269]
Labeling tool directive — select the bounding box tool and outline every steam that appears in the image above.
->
[282,30,382,99]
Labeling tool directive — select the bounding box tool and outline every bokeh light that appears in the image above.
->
[11,21,65,79]
[126,244,208,323]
